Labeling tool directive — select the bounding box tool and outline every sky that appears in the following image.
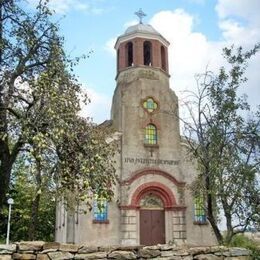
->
[28,0,260,123]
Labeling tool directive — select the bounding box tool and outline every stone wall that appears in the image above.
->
[0,242,252,259]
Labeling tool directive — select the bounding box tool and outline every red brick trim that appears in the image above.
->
[141,118,161,130]
[92,220,110,224]
[120,205,186,211]
[130,181,176,208]
[121,168,185,187]
[140,96,160,116]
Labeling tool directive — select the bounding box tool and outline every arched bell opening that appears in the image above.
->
[143,41,152,66]
[125,41,133,67]
[161,45,166,71]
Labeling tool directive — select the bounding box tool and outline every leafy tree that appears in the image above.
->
[0,0,117,239]
[183,44,260,244]
[0,154,56,241]
[0,0,71,210]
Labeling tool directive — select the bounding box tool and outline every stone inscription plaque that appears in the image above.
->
[124,157,179,166]
[118,69,159,84]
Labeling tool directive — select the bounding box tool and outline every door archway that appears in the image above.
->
[139,193,165,245]
[129,181,177,245]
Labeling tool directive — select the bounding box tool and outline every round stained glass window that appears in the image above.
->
[143,97,158,113]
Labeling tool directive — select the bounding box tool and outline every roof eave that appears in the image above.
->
[114,32,170,50]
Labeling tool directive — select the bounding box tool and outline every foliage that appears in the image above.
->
[0,155,55,241]
[229,234,260,259]
[0,0,117,240]
[183,44,260,244]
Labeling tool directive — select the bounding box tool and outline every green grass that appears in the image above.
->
[230,234,260,260]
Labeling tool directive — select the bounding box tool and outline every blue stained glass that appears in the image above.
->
[194,196,207,224]
[93,199,108,221]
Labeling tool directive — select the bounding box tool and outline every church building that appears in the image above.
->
[55,11,217,246]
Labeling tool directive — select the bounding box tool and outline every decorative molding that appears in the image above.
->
[130,181,176,208]
[141,117,161,130]
[121,168,186,187]
[92,220,110,224]
[140,96,160,115]
[116,66,170,82]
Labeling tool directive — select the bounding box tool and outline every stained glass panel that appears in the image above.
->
[143,98,158,113]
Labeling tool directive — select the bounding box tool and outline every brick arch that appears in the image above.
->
[141,118,161,130]
[130,182,176,209]
[121,167,185,187]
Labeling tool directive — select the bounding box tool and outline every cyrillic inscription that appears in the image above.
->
[124,157,179,165]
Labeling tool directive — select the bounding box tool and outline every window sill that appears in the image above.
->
[193,221,208,225]
[144,144,159,148]
[92,220,109,224]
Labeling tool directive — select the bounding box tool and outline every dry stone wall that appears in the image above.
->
[0,242,252,259]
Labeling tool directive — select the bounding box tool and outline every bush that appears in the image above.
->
[230,234,260,260]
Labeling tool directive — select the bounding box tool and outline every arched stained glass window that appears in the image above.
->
[144,124,157,145]
[143,97,158,113]
[193,196,206,224]
[93,198,108,222]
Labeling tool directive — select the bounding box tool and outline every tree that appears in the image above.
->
[183,44,260,244]
[0,0,69,210]
[0,154,56,241]
[0,0,116,229]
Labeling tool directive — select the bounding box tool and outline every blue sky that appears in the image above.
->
[28,0,260,123]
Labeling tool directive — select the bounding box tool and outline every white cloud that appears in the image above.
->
[104,19,138,56]
[216,0,260,25]
[150,10,224,99]
[79,87,111,124]
[216,0,260,47]
[216,0,260,109]
[27,0,105,15]
[104,37,117,56]
[219,19,260,47]
[124,19,139,28]
[149,5,260,113]
[102,2,259,123]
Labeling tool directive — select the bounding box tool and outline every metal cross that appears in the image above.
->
[135,8,146,24]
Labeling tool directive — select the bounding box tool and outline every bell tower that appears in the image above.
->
[56,11,218,247]
[111,11,187,246]
[111,13,181,171]
[115,18,169,74]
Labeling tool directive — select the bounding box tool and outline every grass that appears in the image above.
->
[230,234,260,260]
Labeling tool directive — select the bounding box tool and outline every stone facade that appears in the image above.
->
[56,22,217,246]
[0,242,252,259]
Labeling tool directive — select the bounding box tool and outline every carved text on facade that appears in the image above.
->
[124,157,179,166]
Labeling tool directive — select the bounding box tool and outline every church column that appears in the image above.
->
[152,40,161,68]
[120,209,138,245]
[165,47,169,73]
[172,209,186,244]
[133,38,144,66]
[118,43,126,71]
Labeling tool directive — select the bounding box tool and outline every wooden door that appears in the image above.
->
[140,209,165,245]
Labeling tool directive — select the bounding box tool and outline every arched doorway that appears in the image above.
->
[139,193,165,245]
[130,181,177,245]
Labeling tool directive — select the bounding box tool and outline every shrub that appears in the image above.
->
[230,234,260,260]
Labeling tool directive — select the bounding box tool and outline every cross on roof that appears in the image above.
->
[135,8,146,24]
